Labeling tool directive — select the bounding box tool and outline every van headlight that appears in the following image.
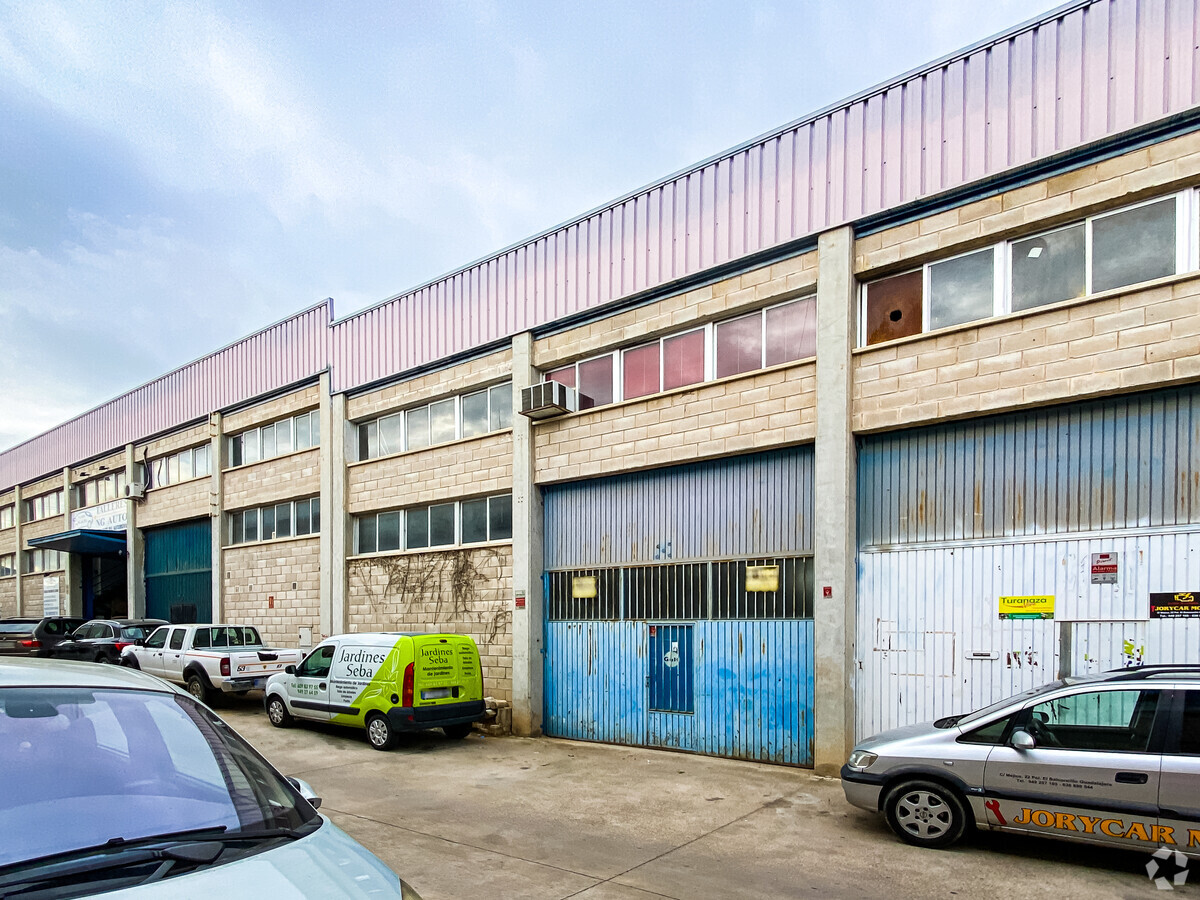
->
[847,750,878,769]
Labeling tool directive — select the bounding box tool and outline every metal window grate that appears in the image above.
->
[547,568,620,621]
[624,564,706,620]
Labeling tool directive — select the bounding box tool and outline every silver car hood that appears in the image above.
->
[111,817,406,898]
[854,720,947,751]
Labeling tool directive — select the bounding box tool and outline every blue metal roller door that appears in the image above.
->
[144,519,212,624]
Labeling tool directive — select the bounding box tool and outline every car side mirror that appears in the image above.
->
[1010,729,1036,751]
[285,664,296,675]
[287,776,322,809]
[135,638,144,647]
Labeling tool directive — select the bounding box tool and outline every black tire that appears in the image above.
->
[443,723,473,740]
[123,655,140,669]
[366,713,397,751]
[883,780,970,848]
[266,696,293,728]
[186,674,213,706]
[94,653,111,665]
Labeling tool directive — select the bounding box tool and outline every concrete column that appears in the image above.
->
[13,485,22,615]
[319,372,348,639]
[813,225,858,775]
[510,332,544,737]
[210,413,225,623]
[124,444,146,618]
[62,467,80,617]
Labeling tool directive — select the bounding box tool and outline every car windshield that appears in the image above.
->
[0,624,36,634]
[0,686,319,868]
[955,679,1070,728]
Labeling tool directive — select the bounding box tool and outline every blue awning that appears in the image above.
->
[28,529,126,557]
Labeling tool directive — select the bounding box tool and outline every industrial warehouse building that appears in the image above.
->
[2,0,1199,773]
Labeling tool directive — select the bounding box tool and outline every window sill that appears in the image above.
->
[146,475,211,493]
[347,428,514,469]
[224,532,320,551]
[23,569,65,576]
[221,445,320,475]
[349,539,513,561]
[854,268,1199,356]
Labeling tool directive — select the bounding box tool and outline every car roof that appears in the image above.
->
[0,657,186,693]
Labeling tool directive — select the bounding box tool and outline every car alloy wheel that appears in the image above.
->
[366,714,396,751]
[884,779,969,849]
[267,697,292,727]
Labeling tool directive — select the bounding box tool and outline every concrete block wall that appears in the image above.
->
[138,480,212,530]
[223,448,320,511]
[137,422,210,462]
[346,432,513,513]
[222,384,320,435]
[0,580,15,618]
[346,545,513,701]
[0,488,15,615]
[221,536,320,647]
[346,348,512,421]
[19,575,44,617]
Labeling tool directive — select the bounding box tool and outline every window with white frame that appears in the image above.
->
[23,490,63,523]
[0,506,13,530]
[550,295,817,408]
[861,191,1196,346]
[357,382,513,461]
[74,471,128,508]
[354,493,513,554]
[149,445,210,489]
[25,548,64,573]
[227,497,321,545]
[0,554,14,576]
[227,410,319,468]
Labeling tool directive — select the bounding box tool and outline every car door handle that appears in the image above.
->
[1115,772,1148,784]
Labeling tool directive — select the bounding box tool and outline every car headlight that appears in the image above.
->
[400,878,424,900]
[847,750,878,769]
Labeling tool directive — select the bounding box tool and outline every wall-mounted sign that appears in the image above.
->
[745,565,779,593]
[514,591,526,610]
[999,595,1055,620]
[43,576,60,616]
[572,576,597,599]
[1090,552,1119,585]
[70,499,127,532]
[1149,591,1200,619]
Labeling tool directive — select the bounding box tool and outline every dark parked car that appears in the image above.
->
[51,619,168,664]
[0,617,86,657]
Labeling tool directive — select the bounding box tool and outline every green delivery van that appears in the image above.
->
[263,632,486,750]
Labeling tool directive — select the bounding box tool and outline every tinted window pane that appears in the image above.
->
[358,422,377,460]
[577,356,614,410]
[662,330,705,390]
[430,399,457,444]
[295,499,311,536]
[462,391,489,438]
[716,314,761,378]
[622,343,660,400]
[1028,689,1160,752]
[295,413,311,450]
[229,435,243,468]
[261,505,275,540]
[488,494,513,541]
[406,508,429,550]
[1012,224,1086,311]
[261,424,276,459]
[865,271,923,344]
[429,504,455,546]
[169,629,185,650]
[548,367,575,389]
[357,516,377,554]
[406,407,430,451]
[243,509,259,543]
[377,511,401,552]
[229,511,243,545]
[1091,198,1177,293]
[378,414,402,456]
[311,498,320,532]
[765,297,817,365]
[929,249,993,330]
[489,383,512,430]
[461,498,488,543]
[275,503,292,539]
[275,419,293,455]
[1178,691,1200,755]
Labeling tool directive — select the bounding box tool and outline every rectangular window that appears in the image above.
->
[295,499,311,536]
[662,330,705,391]
[261,505,276,540]
[358,421,378,461]
[378,414,402,456]
[406,508,429,550]
[716,313,762,379]
[195,444,210,478]
[460,498,488,543]
[488,494,513,541]
[311,497,320,532]
[228,511,244,545]
[179,449,193,482]
[462,390,489,439]
[429,503,455,546]
[274,503,292,539]
[276,419,293,455]
[377,511,401,552]
[1091,197,1178,292]
[357,515,378,554]
[406,407,430,451]
[261,423,276,460]
[864,270,922,344]
[166,455,180,485]
[430,398,457,445]
[928,248,995,330]
[576,356,614,410]
[547,366,575,389]
[228,434,243,468]
[765,296,817,366]
[243,429,261,465]
[622,343,660,400]
[547,568,621,620]
[295,413,312,451]
[489,383,512,431]
[0,554,14,576]
[1028,689,1160,753]
[1011,223,1086,311]
[243,508,259,543]
[0,507,12,529]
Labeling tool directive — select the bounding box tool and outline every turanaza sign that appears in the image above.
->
[70,500,127,532]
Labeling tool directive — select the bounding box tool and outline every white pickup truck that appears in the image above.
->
[121,624,305,704]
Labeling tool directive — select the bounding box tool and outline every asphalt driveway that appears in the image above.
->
[217,700,1181,899]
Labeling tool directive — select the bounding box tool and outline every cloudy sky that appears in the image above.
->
[0,0,1055,450]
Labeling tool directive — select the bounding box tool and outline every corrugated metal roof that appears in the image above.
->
[3,0,1198,490]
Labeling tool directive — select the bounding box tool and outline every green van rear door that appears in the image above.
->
[412,635,482,707]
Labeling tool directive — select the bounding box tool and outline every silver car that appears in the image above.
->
[0,657,424,898]
[842,665,1200,854]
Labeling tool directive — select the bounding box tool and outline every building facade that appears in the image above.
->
[2,0,1199,773]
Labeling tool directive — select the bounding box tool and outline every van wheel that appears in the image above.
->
[186,675,213,706]
[366,713,397,751]
[884,780,969,848]
[267,696,293,728]
[443,723,473,740]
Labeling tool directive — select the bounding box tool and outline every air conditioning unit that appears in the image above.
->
[520,381,579,419]
[125,483,146,501]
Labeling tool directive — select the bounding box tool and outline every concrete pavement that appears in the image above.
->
[217,701,1176,900]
